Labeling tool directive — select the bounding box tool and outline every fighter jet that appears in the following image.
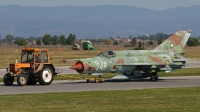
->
[71,29,192,81]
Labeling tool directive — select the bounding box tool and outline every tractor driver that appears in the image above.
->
[35,53,41,62]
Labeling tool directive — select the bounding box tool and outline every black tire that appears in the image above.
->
[38,66,54,85]
[3,73,14,86]
[150,72,158,82]
[27,77,37,85]
[17,74,27,86]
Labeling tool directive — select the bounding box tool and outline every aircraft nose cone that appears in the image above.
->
[70,61,84,73]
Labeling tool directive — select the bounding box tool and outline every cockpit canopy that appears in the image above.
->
[98,50,115,58]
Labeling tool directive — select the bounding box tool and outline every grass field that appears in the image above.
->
[0,87,200,112]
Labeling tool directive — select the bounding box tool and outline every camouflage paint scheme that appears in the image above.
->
[71,30,192,81]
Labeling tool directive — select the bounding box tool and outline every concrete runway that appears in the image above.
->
[0,76,200,95]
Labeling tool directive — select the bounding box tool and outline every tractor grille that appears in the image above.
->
[9,64,16,73]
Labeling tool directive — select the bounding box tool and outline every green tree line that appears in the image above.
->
[1,34,76,46]
[1,33,199,47]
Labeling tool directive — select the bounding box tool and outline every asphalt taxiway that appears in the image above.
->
[0,76,200,95]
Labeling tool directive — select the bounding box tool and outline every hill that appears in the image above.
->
[0,5,199,38]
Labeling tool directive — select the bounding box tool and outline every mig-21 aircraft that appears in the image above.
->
[70,29,192,81]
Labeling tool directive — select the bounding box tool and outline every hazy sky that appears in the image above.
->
[1,0,200,10]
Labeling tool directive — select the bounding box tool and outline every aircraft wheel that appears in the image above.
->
[38,66,54,85]
[17,73,27,86]
[150,72,158,82]
[3,73,14,86]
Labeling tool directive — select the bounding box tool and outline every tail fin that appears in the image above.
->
[153,29,192,54]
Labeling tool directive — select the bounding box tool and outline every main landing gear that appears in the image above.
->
[150,71,158,82]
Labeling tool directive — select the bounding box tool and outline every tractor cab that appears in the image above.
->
[21,48,51,63]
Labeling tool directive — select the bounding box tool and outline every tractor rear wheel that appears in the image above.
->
[17,73,27,86]
[38,66,54,85]
[3,73,14,86]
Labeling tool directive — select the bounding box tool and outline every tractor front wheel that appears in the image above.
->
[3,73,14,86]
[17,74,27,86]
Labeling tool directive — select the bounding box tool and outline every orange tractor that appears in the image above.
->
[3,46,58,86]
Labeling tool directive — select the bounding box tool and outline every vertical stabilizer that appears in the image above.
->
[153,29,191,54]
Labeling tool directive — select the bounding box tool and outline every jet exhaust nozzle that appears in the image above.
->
[70,61,84,73]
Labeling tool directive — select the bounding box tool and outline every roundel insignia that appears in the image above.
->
[169,42,174,49]
[165,58,170,63]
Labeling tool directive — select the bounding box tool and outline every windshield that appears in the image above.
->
[21,51,34,63]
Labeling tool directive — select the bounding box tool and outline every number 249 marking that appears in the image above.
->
[94,61,107,70]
